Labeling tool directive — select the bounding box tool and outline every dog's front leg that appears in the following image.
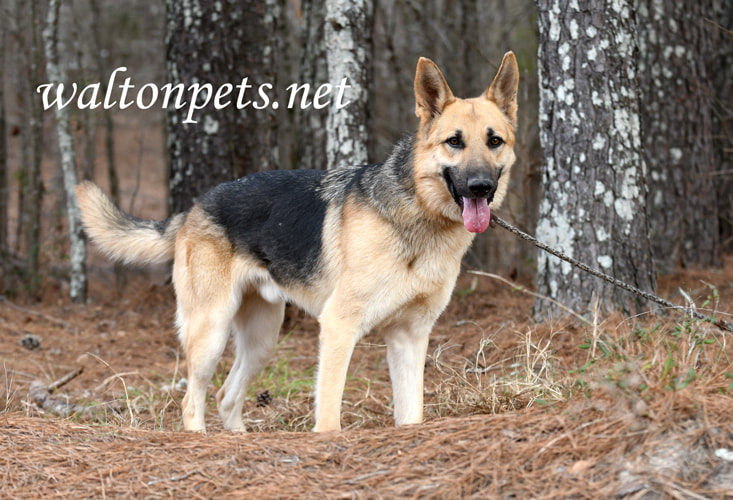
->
[384,321,432,426]
[313,306,361,432]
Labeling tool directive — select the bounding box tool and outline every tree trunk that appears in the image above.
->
[42,0,87,303]
[11,0,28,257]
[90,0,120,207]
[295,0,328,170]
[712,1,733,253]
[534,0,656,317]
[0,0,7,292]
[638,0,720,273]
[166,0,280,213]
[72,11,96,184]
[89,0,126,292]
[25,0,43,296]
[324,0,374,169]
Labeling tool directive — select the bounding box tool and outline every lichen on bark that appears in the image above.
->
[534,0,656,317]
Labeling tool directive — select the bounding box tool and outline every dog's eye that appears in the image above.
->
[446,136,463,148]
[488,136,504,148]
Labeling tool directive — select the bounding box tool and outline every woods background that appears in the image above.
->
[0,0,730,313]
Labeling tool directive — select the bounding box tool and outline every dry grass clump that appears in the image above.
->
[426,325,567,418]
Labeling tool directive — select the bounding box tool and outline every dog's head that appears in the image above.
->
[412,52,519,233]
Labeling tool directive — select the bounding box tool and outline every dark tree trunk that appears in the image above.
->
[89,0,127,292]
[0,0,7,292]
[166,0,280,213]
[89,0,119,206]
[25,0,43,295]
[534,0,656,317]
[712,1,733,253]
[295,0,328,170]
[11,0,29,258]
[639,0,720,272]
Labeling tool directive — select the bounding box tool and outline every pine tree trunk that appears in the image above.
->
[42,0,87,303]
[638,0,720,272]
[25,0,43,295]
[166,0,280,213]
[0,0,7,292]
[89,0,127,292]
[295,0,328,170]
[74,23,96,183]
[10,0,31,260]
[534,0,656,317]
[712,1,733,253]
[90,0,119,206]
[324,0,374,169]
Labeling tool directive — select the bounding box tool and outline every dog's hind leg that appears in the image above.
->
[216,294,285,431]
[180,306,237,432]
[175,217,243,432]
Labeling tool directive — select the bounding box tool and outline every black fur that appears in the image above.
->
[320,135,416,218]
[200,136,418,285]
[200,170,327,284]
[119,212,174,236]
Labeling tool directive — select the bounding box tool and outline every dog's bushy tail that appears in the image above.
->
[75,181,185,265]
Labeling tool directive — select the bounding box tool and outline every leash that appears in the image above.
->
[492,216,733,334]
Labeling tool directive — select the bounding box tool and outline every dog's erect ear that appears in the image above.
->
[485,51,519,125]
[414,57,455,122]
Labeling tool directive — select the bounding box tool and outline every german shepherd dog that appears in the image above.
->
[76,52,519,432]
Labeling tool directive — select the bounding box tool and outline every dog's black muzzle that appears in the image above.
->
[442,167,498,206]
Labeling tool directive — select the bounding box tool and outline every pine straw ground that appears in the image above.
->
[1,258,732,498]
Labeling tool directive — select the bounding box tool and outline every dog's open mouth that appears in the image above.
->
[443,170,492,233]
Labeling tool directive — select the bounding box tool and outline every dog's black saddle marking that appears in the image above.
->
[200,170,328,285]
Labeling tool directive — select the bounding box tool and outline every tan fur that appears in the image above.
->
[310,55,518,431]
[312,194,473,431]
[76,181,184,264]
[78,53,519,433]
[413,53,519,225]
[172,208,285,431]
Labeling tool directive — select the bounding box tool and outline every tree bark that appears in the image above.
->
[42,0,87,303]
[71,6,96,184]
[0,0,7,292]
[166,0,280,213]
[89,0,119,206]
[324,0,374,169]
[638,0,720,272]
[712,1,733,253]
[534,0,656,317]
[89,0,128,292]
[10,0,29,257]
[295,0,329,170]
[25,0,43,295]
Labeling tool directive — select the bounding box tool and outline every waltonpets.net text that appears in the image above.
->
[36,66,352,124]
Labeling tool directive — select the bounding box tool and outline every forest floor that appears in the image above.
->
[1,258,732,498]
[2,116,732,498]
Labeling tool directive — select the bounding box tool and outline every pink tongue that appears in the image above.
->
[462,197,491,233]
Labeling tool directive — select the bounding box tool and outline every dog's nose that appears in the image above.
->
[467,177,496,198]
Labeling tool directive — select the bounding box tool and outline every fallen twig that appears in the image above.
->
[48,366,84,392]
